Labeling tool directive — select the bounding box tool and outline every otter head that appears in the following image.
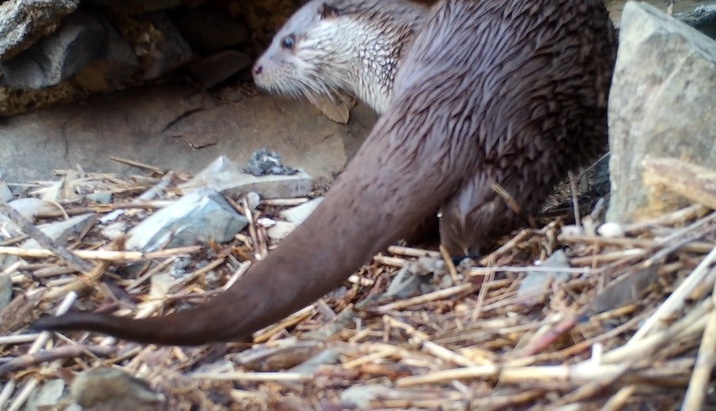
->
[252,0,356,100]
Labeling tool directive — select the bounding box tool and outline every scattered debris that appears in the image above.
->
[244,148,299,177]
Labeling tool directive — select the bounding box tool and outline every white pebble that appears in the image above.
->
[597,222,625,238]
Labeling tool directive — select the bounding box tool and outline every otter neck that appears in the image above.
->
[335,20,416,113]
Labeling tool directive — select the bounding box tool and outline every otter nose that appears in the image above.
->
[253,64,263,76]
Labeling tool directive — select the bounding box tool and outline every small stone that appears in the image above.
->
[6,198,59,219]
[340,385,394,409]
[245,191,261,211]
[70,368,164,411]
[22,378,66,411]
[607,2,716,224]
[517,250,571,307]
[0,178,12,202]
[267,220,295,240]
[125,188,248,252]
[188,50,252,88]
[1,212,94,277]
[224,172,314,200]
[179,155,243,192]
[101,221,128,241]
[280,197,323,225]
[182,156,313,199]
[87,191,113,204]
[20,213,95,250]
[0,274,11,310]
[598,222,625,238]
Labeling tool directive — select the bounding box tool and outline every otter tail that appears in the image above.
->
[30,77,476,345]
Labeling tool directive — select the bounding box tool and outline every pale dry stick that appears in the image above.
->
[5,293,77,411]
[36,201,173,219]
[222,260,251,290]
[374,283,477,313]
[190,371,312,382]
[0,335,41,345]
[2,261,23,277]
[628,245,716,344]
[253,305,317,343]
[623,204,710,235]
[598,297,711,365]
[0,381,15,410]
[109,156,165,174]
[557,235,714,254]
[568,171,582,229]
[388,245,442,259]
[680,271,716,411]
[600,385,637,411]
[342,346,402,369]
[468,265,592,276]
[99,171,174,224]
[470,266,496,323]
[0,203,93,273]
[0,245,201,261]
[569,249,645,266]
[383,316,483,367]
[239,196,264,259]
[439,244,460,284]
[373,255,409,267]
[261,198,309,206]
[168,257,226,293]
[6,379,38,411]
[41,253,112,302]
[399,358,691,389]
[125,256,178,291]
[479,229,534,266]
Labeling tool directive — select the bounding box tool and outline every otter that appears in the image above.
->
[251,0,429,114]
[32,0,617,345]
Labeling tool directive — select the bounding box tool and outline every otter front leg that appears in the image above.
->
[438,176,528,260]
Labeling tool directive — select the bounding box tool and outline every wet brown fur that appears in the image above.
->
[33,0,617,345]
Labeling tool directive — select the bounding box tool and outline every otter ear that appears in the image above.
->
[318,3,339,19]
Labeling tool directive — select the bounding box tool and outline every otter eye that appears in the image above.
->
[280,35,295,50]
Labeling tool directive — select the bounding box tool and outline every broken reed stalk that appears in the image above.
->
[680,271,716,411]
[628,245,716,343]
[0,245,202,261]
[0,202,94,273]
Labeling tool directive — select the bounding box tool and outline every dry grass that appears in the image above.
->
[1,161,715,411]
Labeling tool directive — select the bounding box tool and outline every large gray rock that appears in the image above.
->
[607,1,716,224]
[0,0,79,60]
[0,11,106,89]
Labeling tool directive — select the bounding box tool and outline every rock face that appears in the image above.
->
[676,5,716,39]
[0,11,107,89]
[0,84,375,183]
[606,1,716,224]
[0,0,79,60]
[0,0,259,117]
